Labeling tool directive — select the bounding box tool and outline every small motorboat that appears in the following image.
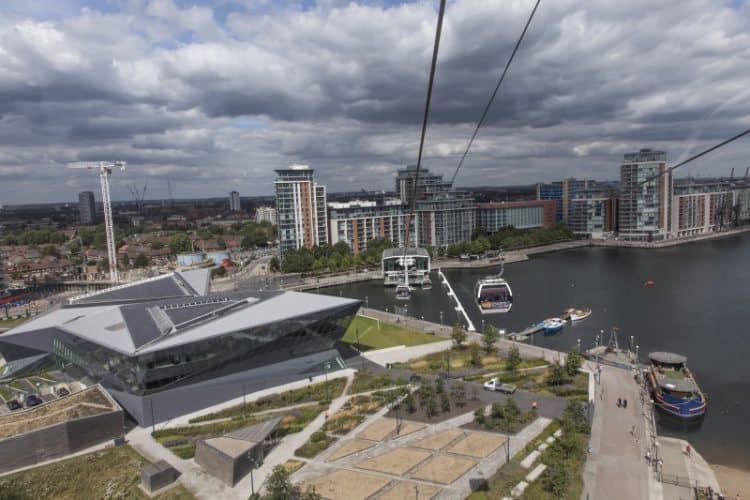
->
[395,284,411,300]
[421,278,432,290]
[564,307,592,322]
[541,318,565,334]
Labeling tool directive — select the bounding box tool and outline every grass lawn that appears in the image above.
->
[189,378,346,424]
[0,317,28,329]
[155,406,325,459]
[0,446,194,500]
[342,315,443,351]
[294,431,338,459]
[347,371,407,395]
[399,347,548,375]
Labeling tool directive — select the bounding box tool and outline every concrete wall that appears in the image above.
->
[195,440,235,486]
[363,340,453,366]
[0,409,123,473]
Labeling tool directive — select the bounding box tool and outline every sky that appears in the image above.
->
[0,0,749,204]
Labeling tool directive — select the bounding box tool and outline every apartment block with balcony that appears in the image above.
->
[327,198,411,255]
[476,200,557,233]
[618,149,671,241]
[274,165,328,257]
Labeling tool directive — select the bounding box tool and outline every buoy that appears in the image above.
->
[644,280,656,287]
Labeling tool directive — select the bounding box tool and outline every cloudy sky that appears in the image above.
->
[0,0,749,204]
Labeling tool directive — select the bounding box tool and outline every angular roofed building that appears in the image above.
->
[0,269,360,426]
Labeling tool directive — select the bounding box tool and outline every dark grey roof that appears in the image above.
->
[70,274,192,305]
[649,352,687,365]
[226,416,282,444]
[382,247,430,259]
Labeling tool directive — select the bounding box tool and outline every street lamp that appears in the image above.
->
[247,455,257,496]
[635,345,640,363]
[577,338,581,353]
[324,362,332,402]
[481,319,485,333]
[439,310,444,325]
[365,295,369,308]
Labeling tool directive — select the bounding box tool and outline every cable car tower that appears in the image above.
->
[67,161,126,283]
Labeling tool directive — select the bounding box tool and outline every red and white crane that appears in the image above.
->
[67,161,126,283]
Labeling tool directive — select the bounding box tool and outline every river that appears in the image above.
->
[321,234,750,472]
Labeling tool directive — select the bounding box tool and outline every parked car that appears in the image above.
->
[24,394,42,407]
[483,377,517,394]
[409,374,423,384]
[56,387,70,397]
[6,399,21,411]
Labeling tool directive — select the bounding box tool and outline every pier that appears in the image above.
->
[437,269,476,332]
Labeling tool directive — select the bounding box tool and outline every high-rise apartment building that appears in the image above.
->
[536,178,590,223]
[618,149,671,240]
[274,165,328,256]
[328,198,412,255]
[671,179,736,237]
[255,206,277,225]
[569,189,618,238]
[78,191,96,224]
[394,165,476,248]
[229,191,241,212]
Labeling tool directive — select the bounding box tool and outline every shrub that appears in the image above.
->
[566,348,582,376]
[451,324,467,347]
[310,431,327,443]
[474,407,486,424]
[482,325,499,353]
[547,362,566,386]
[469,343,482,367]
[506,346,522,372]
[435,377,445,394]
[425,397,437,418]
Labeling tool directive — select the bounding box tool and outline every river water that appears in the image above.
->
[322,234,750,471]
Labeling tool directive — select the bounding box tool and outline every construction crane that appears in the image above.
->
[67,161,126,282]
[127,182,148,215]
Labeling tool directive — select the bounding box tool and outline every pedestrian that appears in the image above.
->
[532,400,538,411]
[630,425,635,436]
[645,450,651,464]
[623,398,628,408]
[617,397,622,407]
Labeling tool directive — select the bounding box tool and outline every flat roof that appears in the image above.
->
[649,352,687,365]
[382,248,430,259]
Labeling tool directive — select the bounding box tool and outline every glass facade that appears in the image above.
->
[274,166,328,256]
[619,149,670,240]
[51,302,359,396]
[478,205,543,231]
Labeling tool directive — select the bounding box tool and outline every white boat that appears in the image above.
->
[395,284,411,300]
[541,317,565,334]
[474,276,513,314]
[421,278,432,290]
[564,307,592,322]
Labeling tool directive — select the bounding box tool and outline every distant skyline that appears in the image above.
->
[1,0,749,204]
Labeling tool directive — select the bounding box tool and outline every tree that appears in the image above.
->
[41,245,60,258]
[121,253,130,268]
[505,346,522,372]
[169,233,192,254]
[270,256,280,272]
[241,235,255,250]
[482,324,499,354]
[425,396,437,418]
[474,407,486,424]
[264,465,297,499]
[211,266,227,278]
[548,361,566,386]
[435,377,445,394]
[404,393,416,413]
[440,392,451,413]
[469,342,482,367]
[563,399,589,434]
[565,348,582,376]
[217,238,227,250]
[502,397,521,425]
[134,253,149,268]
[451,324,467,348]
[150,240,164,250]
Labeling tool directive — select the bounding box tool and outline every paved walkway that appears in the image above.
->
[582,364,659,500]
[246,372,356,496]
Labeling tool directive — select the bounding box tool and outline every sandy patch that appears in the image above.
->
[712,464,750,497]
[411,455,477,485]
[412,429,465,451]
[356,448,432,476]
[447,431,507,458]
[300,469,391,500]
[377,481,442,500]
[326,439,376,462]
[356,418,424,441]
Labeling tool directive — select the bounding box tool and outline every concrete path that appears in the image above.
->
[245,372,356,496]
[658,436,722,499]
[582,365,658,500]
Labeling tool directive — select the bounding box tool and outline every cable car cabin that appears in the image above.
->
[475,277,513,314]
